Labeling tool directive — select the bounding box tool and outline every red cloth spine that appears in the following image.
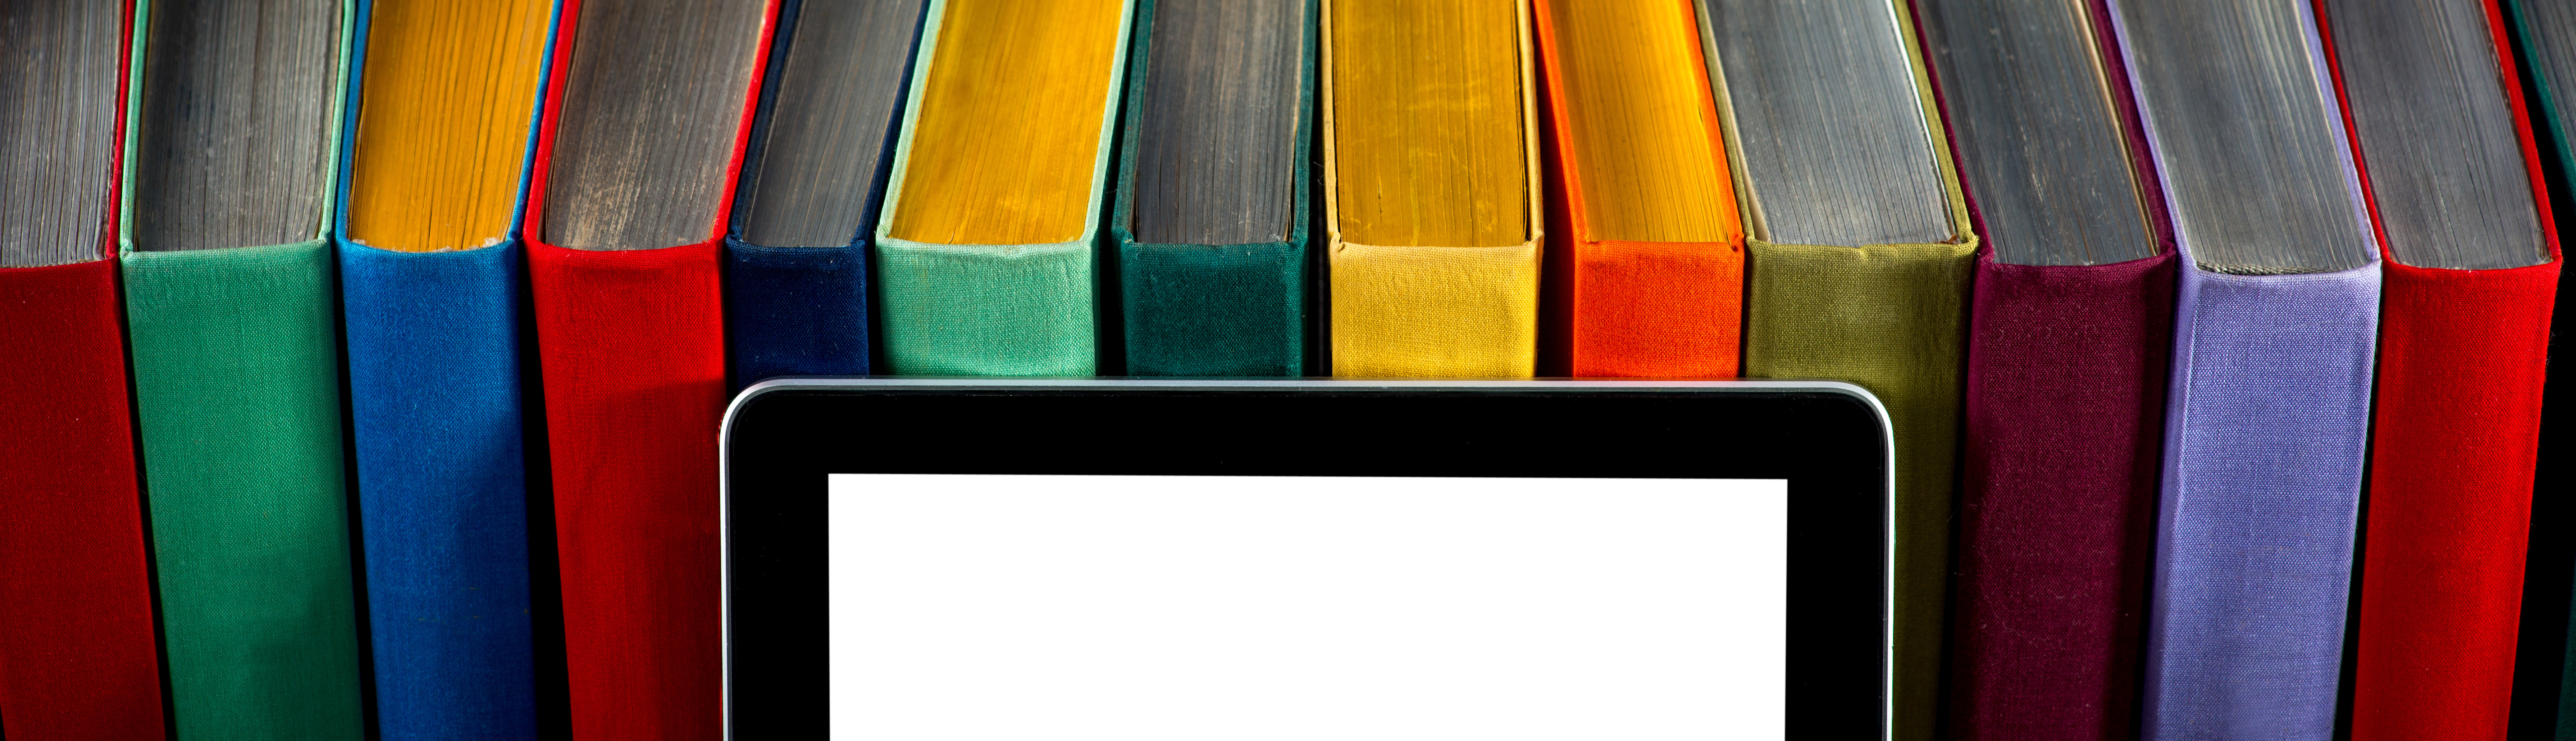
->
[522,1,775,737]
[2322,1,2567,738]
[0,262,167,741]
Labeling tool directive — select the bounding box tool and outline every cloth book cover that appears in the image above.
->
[115,0,369,737]
[1941,1,2175,738]
[1109,0,1313,377]
[1700,1,1980,734]
[1533,0,1745,378]
[725,0,930,386]
[2103,0,2386,736]
[870,0,1136,376]
[521,0,776,736]
[2318,2,2564,738]
[332,0,558,738]
[0,3,165,737]
[1321,0,1545,377]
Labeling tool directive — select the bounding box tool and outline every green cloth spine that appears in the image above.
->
[115,1,365,738]
[871,0,1137,375]
[1107,0,1314,376]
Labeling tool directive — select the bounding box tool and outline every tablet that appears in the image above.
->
[722,379,1892,739]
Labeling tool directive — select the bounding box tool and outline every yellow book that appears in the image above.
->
[1323,0,1542,377]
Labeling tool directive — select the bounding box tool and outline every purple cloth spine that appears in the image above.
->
[2103,0,2385,738]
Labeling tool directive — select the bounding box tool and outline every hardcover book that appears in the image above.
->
[334,1,557,737]
[1322,0,1544,377]
[1918,0,2174,737]
[521,0,777,736]
[871,0,1136,375]
[1111,0,1313,376]
[1697,1,1982,735]
[0,2,164,737]
[2110,0,2387,736]
[117,0,366,737]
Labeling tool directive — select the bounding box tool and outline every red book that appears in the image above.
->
[0,2,165,737]
[2316,1,2566,738]
[523,1,777,736]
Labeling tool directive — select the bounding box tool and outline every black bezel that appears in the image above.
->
[723,379,1891,738]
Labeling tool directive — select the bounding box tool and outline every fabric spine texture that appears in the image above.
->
[2349,259,2561,739]
[1532,1,1740,379]
[871,0,1131,377]
[727,241,871,384]
[123,241,368,739]
[527,241,728,740]
[0,259,168,740]
[1950,251,2174,740]
[341,243,540,740]
[1112,0,1312,377]
[1724,3,1980,736]
[2141,263,2380,740]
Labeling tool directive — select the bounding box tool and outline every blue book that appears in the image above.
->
[333,1,561,737]
[726,0,932,387]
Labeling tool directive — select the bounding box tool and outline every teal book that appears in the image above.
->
[117,0,366,738]
[871,0,1136,375]
[1109,0,1314,376]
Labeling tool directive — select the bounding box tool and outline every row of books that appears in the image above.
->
[0,0,2563,740]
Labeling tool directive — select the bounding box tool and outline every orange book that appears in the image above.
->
[1533,0,1745,377]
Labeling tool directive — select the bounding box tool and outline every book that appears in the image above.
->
[728,0,929,385]
[1323,0,1543,377]
[1533,0,1743,378]
[522,0,775,736]
[873,0,1135,375]
[1696,1,1980,736]
[2108,0,2385,737]
[0,2,164,738]
[334,1,555,738]
[2321,1,2564,739]
[2499,1,2576,735]
[1112,0,1313,376]
[1917,0,2173,738]
[117,0,365,737]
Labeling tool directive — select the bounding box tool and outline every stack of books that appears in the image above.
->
[0,1,2562,739]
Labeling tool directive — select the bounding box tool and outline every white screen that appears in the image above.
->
[826,474,1788,740]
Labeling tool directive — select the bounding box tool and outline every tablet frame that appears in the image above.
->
[721,378,1895,738]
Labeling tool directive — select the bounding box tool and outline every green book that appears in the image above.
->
[1109,0,1314,376]
[118,0,364,737]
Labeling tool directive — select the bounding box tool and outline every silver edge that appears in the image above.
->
[717,377,1899,737]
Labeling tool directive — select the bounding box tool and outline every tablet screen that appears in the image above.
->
[826,474,1788,739]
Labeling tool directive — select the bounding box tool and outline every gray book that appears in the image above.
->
[2327,0,2548,270]
[543,0,769,251]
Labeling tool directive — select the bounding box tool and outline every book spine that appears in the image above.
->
[2142,267,2380,741]
[1741,239,1974,739]
[876,240,1099,374]
[1950,252,2172,741]
[342,243,539,740]
[726,240,872,384]
[527,241,728,740]
[123,241,367,740]
[2350,260,2559,740]
[0,260,167,740]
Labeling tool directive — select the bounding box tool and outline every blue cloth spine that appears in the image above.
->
[339,244,540,741]
[333,1,554,737]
